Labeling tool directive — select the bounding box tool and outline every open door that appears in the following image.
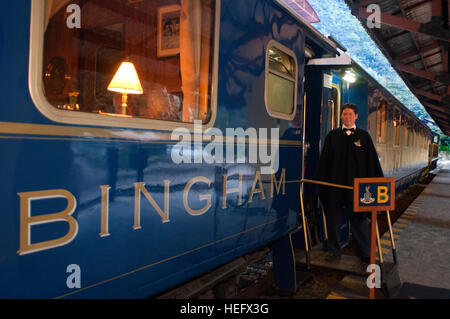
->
[320,74,349,249]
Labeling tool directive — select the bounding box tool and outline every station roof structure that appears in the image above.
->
[345,0,450,136]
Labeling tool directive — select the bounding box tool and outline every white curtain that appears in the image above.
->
[180,0,211,122]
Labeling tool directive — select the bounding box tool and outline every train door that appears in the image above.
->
[329,83,341,130]
[319,73,349,249]
[320,74,341,142]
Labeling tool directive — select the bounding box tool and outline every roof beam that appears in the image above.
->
[395,42,440,61]
[404,51,441,65]
[405,0,432,12]
[415,80,435,89]
[393,0,441,98]
[395,63,450,85]
[433,118,450,128]
[434,116,448,123]
[424,102,450,115]
[385,30,409,41]
[416,89,444,101]
[392,0,433,15]
[434,119,450,130]
[444,46,449,72]
[358,7,420,31]
[357,7,450,42]
[415,80,448,92]
[434,117,450,124]
[443,45,450,97]
[428,113,450,123]
[428,61,443,69]
[432,0,442,17]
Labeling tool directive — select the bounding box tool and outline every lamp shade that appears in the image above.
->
[107,62,143,94]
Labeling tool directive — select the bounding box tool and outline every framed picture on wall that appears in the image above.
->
[157,4,181,58]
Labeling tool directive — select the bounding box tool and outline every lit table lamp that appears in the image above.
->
[107,61,143,115]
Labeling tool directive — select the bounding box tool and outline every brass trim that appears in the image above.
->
[0,121,302,145]
[288,232,297,292]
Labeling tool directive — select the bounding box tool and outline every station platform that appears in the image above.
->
[383,166,450,298]
[324,160,450,299]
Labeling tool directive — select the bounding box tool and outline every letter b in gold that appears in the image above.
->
[17,189,78,255]
[377,186,389,204]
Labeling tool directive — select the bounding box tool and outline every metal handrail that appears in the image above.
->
[301,178,354,190]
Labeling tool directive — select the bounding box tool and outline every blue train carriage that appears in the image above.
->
[300,49,435,257]
[0,0,338,298]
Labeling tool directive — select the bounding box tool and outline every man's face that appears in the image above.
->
[341,108,358,127]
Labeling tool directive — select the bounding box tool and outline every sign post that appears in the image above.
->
[353,177,395,299]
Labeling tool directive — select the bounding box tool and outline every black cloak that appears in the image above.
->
[316,127,383,209]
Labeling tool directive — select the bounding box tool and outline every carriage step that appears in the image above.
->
[295,246,367,276]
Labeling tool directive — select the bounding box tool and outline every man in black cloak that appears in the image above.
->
[317,103,383,262]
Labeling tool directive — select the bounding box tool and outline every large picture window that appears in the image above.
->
[265,41,298,120]
[31,0,218,130]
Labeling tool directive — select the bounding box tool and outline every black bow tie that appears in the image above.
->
[343,128,355,134]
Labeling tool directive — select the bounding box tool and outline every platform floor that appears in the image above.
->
[383,167,450,293]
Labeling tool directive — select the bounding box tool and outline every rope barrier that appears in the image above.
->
[300,178,354,190]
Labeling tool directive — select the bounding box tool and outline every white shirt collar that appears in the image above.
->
[342,124,356,130]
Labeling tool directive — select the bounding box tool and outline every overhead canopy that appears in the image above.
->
[345,0,450,136]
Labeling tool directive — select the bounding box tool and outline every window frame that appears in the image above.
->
[413,122,418,147]
[403,115,408,147]
[28,0,221,132]
[393,107,401,147]
[264,40,298,121]
[376,99,387,144]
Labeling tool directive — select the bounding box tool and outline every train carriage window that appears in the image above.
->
[404,116,409,146]
[31,0,218,130]
[265,41,298,120]
[393,108,401,146]
[420,128,424,149]
[376,99,387,144]
[417,124,422,149]
[413,122,418,147]
[423,128,427,150]
[419,127,422,148]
